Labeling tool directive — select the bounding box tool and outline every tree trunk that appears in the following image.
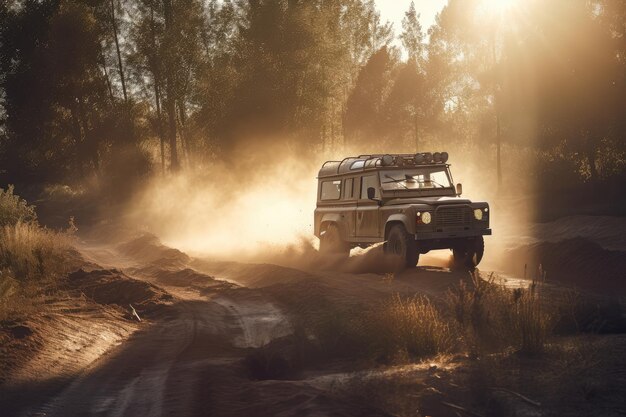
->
[154,82,166,173]
[100,50,115,102]
[110,0,128,104]
[586,136,598,181]
[77,94,100,174]
[414,111,419,152]
[150,0,166,173]
[495,119,502,193]
[163,0,179,171]
[177,99,190,160]
[492,27,503,191]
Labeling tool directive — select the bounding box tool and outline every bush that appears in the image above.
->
[0,185,37,227]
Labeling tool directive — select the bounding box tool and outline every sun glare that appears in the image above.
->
[480,0,517,15]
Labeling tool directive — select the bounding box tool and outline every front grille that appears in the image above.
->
[436,206,471,227]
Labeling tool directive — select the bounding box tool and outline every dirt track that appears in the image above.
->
[3,215,626,417]
[2,235,473,417]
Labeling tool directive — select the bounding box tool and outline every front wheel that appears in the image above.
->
[319,224,349,257]
[384,224,419,269]
[452,236,484,269]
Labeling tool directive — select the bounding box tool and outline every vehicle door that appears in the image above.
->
[356,174,381,238]
[342,177,357,238]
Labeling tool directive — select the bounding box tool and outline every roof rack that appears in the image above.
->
[318,152,449,178]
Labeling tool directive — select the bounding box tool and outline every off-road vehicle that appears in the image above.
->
[314,152,491,268]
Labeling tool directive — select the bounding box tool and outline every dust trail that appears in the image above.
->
[127,144,536,271]
[127,146,320,260]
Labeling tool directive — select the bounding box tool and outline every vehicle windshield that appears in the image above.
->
[380,167,452,191]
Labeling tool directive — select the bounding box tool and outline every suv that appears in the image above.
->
[314,152,491,268]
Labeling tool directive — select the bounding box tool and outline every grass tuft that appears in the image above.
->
[0,186,73,320]
[370,294,455,361]
[445,271,553,355]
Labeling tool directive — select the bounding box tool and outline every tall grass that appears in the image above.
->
[0,186,71,319]
[370,294,455,361]
[0,221,69,283]
[445,271,553,355]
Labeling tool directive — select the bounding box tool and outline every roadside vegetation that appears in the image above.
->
[0,186,74,320]
[248,270,625,415]
[251,271,555,377]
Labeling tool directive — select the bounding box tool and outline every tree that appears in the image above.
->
[400,1,425,66]
[344,46,396,150]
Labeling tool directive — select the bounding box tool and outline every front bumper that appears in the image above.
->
[414,228,492,240]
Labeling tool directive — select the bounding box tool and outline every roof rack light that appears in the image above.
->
[413,151,449,164]
[381,154,394,166]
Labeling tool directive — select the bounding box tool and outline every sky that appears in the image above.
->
[374,0,449,39]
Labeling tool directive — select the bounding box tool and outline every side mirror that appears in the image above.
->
[367,187,376,200]
[456,183,463,196]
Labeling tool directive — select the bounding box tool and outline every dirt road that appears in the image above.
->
[11,237,429,417]
[5,215,624,417]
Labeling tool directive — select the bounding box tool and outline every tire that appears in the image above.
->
[319,223,349,257]
[384,224,419,268]
[453,236,484,269]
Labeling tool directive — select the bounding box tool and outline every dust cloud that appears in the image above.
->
[127,143,536,272]
[127,145,320,260]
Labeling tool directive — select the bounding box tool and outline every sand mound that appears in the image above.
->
[530,215,626,251]
[68,269,173,315]
[116,234,190,266]
[192,260,315,288]
[127,264,236,295]
[506,237,626,294]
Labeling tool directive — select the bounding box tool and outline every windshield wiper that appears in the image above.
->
[383,174,409,189]
[429,180,448,188]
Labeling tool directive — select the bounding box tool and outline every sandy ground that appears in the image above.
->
[1,214,625,416]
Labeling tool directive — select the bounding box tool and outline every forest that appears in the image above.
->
[2,2,626,416]
[0,0,624,207]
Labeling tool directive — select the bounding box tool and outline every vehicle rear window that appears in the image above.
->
[320,180,341,200]
[343,178,354,199]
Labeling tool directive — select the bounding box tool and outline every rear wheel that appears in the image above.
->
[319,224,349,257]
[453,236,484,269]
[384,224,419,268]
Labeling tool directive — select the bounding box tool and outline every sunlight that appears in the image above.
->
[480,0,517,15]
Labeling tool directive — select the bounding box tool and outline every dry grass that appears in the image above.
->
[445,271,553,355]
[0,186,73,320]
[0,221,70,283]
[369,294,455,361]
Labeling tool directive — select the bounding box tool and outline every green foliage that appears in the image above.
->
[0,0,624,187]
[0,185,37,226]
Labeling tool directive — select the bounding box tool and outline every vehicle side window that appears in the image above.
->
[360,175,380,199]
[320,180,341,200]
[343,178,354,199]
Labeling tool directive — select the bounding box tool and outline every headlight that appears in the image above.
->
[474,209,483,220]
[421,212,432,224]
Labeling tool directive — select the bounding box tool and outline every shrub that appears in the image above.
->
[0,185,37,227]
